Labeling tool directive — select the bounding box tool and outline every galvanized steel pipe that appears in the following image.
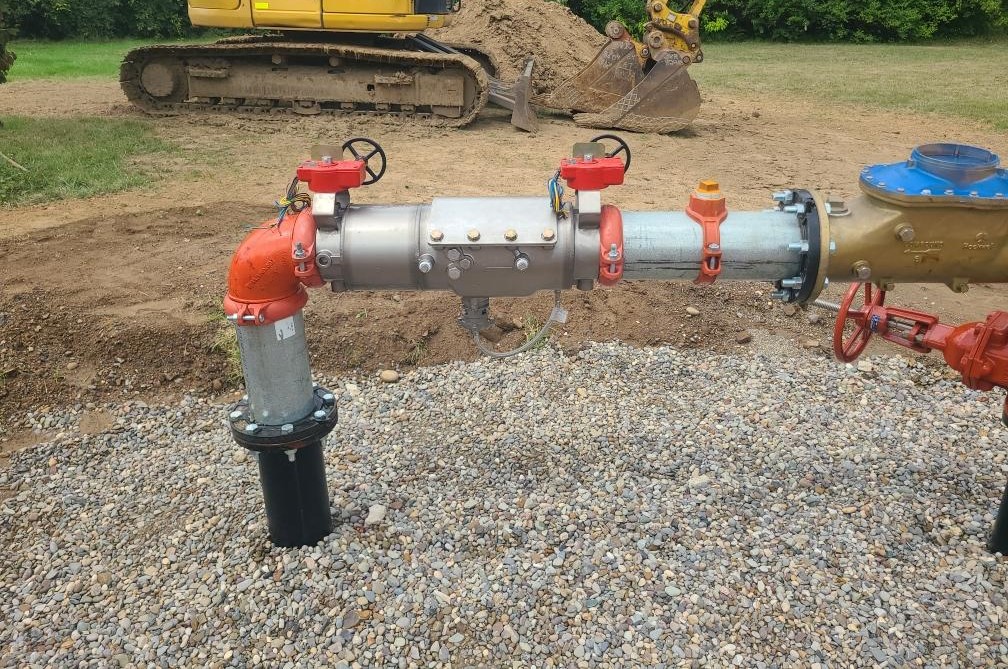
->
[621,210,803,282]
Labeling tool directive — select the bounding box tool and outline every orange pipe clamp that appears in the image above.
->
[598,205,624,286]
[224,208,324,326]
[686,180,728,285]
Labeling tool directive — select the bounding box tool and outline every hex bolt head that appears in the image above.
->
[542,228,556,242]
[448,266,462,281]
[417,254,434,274]
[429,229,444,242]
[515,256,530,271]
[458,257,473,271]
[446,248,462,262]
[313,410,327,421]
[852,262,872,281]
[245,423,260,434]
[322,393,335,403]
[467,229,481,242]
[229,410,244,421]
[504,229,518,242]
[281,423,295,434]
[895,224,916,242]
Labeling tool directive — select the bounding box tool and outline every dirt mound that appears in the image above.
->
[433,0,606,94]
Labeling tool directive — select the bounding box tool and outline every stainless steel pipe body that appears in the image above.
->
[315,197,599,297]
[313,197,807,294]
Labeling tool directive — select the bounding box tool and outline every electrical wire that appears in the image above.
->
[473,292,567,359]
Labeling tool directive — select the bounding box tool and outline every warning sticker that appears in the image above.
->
[254,2,269,9]
[275,316,296,342]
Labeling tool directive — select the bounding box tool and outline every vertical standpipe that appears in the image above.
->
[233,312,334,547]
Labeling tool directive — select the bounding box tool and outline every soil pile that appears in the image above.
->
[433,0,606,94]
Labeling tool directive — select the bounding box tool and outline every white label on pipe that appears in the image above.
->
[275,316,296,342]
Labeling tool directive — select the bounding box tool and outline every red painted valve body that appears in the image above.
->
[296,159,367,192]
[559,156,626,191]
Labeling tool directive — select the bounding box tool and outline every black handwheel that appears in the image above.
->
[341,137,387,186]
[590,134,632,173]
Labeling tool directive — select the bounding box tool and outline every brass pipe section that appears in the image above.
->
[825,196,1008,293]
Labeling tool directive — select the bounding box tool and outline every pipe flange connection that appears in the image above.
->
[229,386,338,453]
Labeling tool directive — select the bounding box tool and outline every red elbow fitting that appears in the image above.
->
[223,208,323,326]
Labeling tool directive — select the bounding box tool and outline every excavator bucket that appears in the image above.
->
[573,51,701,134]
[487,57,538,132]
[536,41,701,134]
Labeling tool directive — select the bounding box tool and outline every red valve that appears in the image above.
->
[832,282,1008,424]
[296,159,367,193]
[833,283,888,362]
[559,156,626,191]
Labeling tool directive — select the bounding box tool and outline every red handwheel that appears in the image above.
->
[833,282,887,363]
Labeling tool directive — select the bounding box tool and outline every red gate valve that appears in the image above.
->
[296,158,367,193]
[559,156,626,191]
[686,180,728,285]
[833,282,1008,425]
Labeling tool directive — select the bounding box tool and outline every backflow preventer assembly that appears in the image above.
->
[223,137,1008,550]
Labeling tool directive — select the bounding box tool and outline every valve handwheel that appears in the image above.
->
[341,137,387,185]
[833,282,887,363]
[590,134,632,173]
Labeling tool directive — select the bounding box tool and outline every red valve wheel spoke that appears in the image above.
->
[833,282,886,363]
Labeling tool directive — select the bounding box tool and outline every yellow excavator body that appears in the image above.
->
[121,1,706,134]
[187,0,454,31]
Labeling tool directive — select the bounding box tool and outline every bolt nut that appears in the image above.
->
[852,262,872,281]
[229,410,244,421]
[895,224,916,242]
[504,229,518,242]
[313,410,327,421]
[322,393,335,403]
[458,257,473,271]
[542,228,556,242]
[466,229,481,242]
[245,423,260,434]
[281,423,295,434]
[429,229,444,242]
[417,254,434,274]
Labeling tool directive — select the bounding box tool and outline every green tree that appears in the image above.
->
[0,0,14,84]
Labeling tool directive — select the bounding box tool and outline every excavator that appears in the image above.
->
[121,1,706,134]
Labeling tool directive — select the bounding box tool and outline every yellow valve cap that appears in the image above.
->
[697,179,721,194]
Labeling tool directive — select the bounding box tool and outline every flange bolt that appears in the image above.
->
[895,224,916,242]
[515,256,530,272]
[852,261,872,281]
[418,254,435,274]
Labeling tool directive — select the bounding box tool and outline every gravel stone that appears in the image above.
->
[2,343,1007,667]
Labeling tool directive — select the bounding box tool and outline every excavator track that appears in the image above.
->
[120,36,489,127]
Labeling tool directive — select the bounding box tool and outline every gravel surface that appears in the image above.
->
[2,342,1008,667]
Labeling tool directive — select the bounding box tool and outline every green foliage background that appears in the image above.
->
[565,0,1007,41]
[0,0,14,83]
[5,0,1008,41]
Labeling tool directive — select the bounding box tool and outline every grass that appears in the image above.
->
[6,38,208,81]
[0,116,172,206]
[694,40,1008,129]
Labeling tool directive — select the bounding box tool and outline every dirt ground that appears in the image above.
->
[2,69,1008,459]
